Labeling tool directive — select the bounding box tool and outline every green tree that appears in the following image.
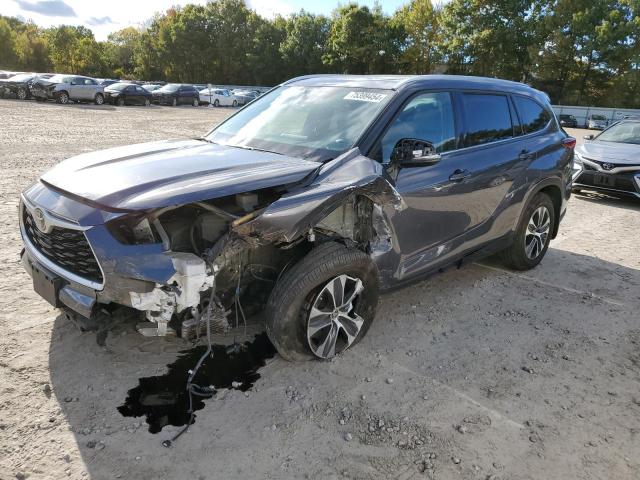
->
[392,0,441,74]
[280,11,331,77]
[0,16,18,69]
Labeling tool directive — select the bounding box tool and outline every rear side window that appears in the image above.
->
[513,96,550,134]
[461,94,514,147]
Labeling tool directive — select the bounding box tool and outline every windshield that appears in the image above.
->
[8,74,34,82]
[107,83,131,91]
[158,84,179,92]
[596,122,640,145]
[206,86,393,161]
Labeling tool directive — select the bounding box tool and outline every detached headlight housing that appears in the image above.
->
[107,214,162,245]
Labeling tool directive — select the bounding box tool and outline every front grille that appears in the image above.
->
[23,208,103,284]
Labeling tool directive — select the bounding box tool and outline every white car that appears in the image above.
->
[198,88,239,107]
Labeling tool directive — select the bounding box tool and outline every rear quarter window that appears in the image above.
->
[513,96,551,134]
[461,93,515,147]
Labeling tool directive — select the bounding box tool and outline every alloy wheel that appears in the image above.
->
[59,93,69,104]
[524,206,550,260]
[306,274,365,359]
[145,98,150,106]
[17,88,27,100]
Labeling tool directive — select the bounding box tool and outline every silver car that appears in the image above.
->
[30,74,105,105]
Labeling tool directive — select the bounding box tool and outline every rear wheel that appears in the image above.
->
[213,99,219,107]
[232,99,238,107]
[94,93,104,105]
[193,98,199,107]
[501,192,555,270]
[16,87,27,100]
[116,97,125,107]
[266,242,379,361]
[56,91,69,104]
[171,97,177,107]
[144,98,150,106]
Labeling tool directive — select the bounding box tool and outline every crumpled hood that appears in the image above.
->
[40,139,320,211]
[578,141,640,165]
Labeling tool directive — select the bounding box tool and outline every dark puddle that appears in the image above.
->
[118,333,276,433]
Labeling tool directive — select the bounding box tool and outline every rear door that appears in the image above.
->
[68,77,84,99]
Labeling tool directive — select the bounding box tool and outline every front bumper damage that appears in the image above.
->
[19,148,405,339]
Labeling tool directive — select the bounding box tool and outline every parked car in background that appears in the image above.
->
[231,89,259,105]
[152,83,199,106]
[198,87,238,106]
[0,70,23,79]
[18,75,575,361]
[142,84,162,92]
[558,114,578,128]
[31,74,105,105]
[572,118,640,199]
[99,79,120,87]
[104,82,152,106]
[587,114,608,130]
[0,73,46,100]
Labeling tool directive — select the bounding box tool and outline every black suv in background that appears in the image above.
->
[152,83,200,106]
[559,114,578,128]
[19,75,575,361]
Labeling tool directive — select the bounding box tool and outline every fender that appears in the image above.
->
[514,174,566,238]
[233,148,405,243]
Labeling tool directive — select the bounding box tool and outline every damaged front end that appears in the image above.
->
[20,147,403,343]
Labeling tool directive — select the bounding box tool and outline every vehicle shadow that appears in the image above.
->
[65,103,118,112]
[44,247,639,479]
[572,189,640,210]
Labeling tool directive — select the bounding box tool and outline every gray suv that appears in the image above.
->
[31,74,105,105]
[19,75,575,360]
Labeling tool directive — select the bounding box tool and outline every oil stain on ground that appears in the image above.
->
[118,333,276,433]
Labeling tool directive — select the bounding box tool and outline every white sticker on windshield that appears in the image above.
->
[343,91,388,103]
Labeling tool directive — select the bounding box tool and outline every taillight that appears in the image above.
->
[562,137,576,149]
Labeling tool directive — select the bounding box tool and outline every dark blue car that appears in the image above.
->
[19,75,575,360]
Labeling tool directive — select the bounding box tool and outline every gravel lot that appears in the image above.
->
[1,99,639,480]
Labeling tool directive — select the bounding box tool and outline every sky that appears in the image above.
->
[2,0,413,41]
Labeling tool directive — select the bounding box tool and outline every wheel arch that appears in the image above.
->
[519,178,563,239]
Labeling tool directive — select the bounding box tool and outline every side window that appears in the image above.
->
[376,91,456,162]
[513,96,550,134]
[461,94,514,147]
[84,78,96,85]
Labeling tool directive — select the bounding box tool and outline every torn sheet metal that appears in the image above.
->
[234,148,405,243]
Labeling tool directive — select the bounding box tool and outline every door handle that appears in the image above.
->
[519,150,534,160]
[449,169,470,182]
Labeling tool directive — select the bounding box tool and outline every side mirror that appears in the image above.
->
[583,134,594,140]
[391,138,441,167]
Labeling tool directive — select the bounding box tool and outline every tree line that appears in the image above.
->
[1,0,639,107]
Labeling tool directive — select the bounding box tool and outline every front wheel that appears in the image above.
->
[116,97,125,107]
[56,91,69,104]
[193,98,199,107]
[16,87,28,100]
[213,99,219,107]
[171,97,177,107]
[144,98,150,106]
[501,192,555,270]
[266,242,379,361]
[232,99,238,107]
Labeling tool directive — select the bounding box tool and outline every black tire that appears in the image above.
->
[193,98,199,107]
[16,87,27,100]
[94,93,104,105]
[232,99,238,107]
[501,192,555,270]
[213,99,219,107]
[56,91,69,104]
[116,97,125,107]
[171,97,177,107]
[144,98,150,106]
[266,242,379,361]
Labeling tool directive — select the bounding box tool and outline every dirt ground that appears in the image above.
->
[0,99,639,480]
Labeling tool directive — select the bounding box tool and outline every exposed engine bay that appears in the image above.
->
[121,183,383,341]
